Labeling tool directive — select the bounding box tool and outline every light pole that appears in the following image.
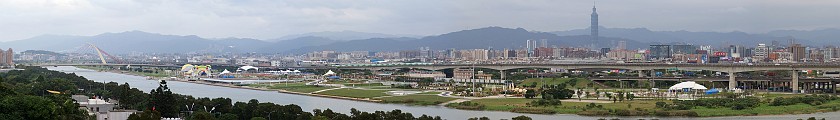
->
[267,111,277,120]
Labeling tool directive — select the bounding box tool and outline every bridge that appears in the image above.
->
[37,64,180,67]
[330,63,840,92]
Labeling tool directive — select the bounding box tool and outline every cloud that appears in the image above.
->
[0,0,837,41]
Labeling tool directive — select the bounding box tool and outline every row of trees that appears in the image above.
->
[0,66,455,120]
[0,67,94,119]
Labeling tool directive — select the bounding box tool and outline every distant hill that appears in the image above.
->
[270,31,420,41]
[766,28,840,45]
[0,31,323,54]
[21,50,65,56]
[2,27,839,54]
[551,27,818,47]
[286,27,649,54]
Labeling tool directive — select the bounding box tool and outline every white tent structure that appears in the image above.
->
[219,69,231,75]
[668,81,708,90]
[323,70,336,76]
[668,81,708,100]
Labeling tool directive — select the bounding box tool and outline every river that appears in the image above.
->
[48,66,840,120]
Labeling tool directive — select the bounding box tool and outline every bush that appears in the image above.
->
[530,99,562,107]
[447,101,485,110]
[770,95,839,106]
[612,109,648,116]
[653,110,699,117]
[577,110,611,116]
[511,107,556,114]
[669,97,760,110]
[511,115,532,120]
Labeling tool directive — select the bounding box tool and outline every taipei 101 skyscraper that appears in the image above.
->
[590,2,599,48]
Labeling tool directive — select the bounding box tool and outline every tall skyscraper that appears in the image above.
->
[590,2,599,48]
[526,39,537,57]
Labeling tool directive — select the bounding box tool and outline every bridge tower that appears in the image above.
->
[84,43,124,64]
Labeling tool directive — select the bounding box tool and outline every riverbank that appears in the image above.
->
[67,66,833,118]
[48,66,840,120]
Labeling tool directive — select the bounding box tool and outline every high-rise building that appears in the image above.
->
[0,48,12,67]
[649,45,671,60]
[672,45,698,54]
[790,44,806,62]
[534,47,554,58]
[526,39,537,56]
[600,48,611,57]
[825,46,837,62]
[0,49,5,66]
[540,39,548,48]
[754,44,770,62]
[590,3,599,48]
[616,40,626,50]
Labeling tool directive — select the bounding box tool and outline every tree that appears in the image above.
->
[512,115,533,120]
[524,89,536,99]
[617,91,625,102]
[191,111,216,120]
[148,80,179,117]
[218,113,238,120]
[250,117,267,120]
[595,91,601,100]
[468,117,490,120]
[127,109,161,120]
[541,88,573,99]
[655,101,667,108]
[0,95,59,120]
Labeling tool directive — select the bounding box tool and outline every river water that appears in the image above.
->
[48,66,840,120]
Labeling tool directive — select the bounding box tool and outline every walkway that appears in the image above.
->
[311,87,345,94]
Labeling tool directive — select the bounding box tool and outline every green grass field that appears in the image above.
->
[451,93,840,117]
[519,78,600,89]
[316,88,390,98]
[465,98,663,114]
[379,95,458,106]
[249,83,335,93]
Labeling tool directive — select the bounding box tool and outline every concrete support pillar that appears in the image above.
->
[832,81,836,94]
[729,72,737,90]
[792,70,799,93]
[500,70,506,80]
[650,70,656,78]
[650,80,656,88]
[638,70,645,78]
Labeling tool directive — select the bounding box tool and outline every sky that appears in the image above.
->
[0,0,838,41]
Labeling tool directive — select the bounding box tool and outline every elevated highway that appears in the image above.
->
[331,63,840,92]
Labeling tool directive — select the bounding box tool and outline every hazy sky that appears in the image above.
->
[0,0,838,41]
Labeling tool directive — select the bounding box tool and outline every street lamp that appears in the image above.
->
[267,111,277,120]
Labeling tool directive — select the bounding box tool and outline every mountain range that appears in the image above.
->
[1,27,838,54]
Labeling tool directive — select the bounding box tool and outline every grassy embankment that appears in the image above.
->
[316,88,391,98]
[76,66,171,77]
[314,86,455,106]
[447,93,840,117]
[248,83,335,93]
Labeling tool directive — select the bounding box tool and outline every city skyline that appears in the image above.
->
[0,0,839,41]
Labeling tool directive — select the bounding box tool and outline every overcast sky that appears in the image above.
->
[0,0,838,41]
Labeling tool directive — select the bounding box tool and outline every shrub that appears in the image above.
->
[510,107,556,114]
[577,110,611,116]
[530,99,562,107]
[770,95,839,106]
